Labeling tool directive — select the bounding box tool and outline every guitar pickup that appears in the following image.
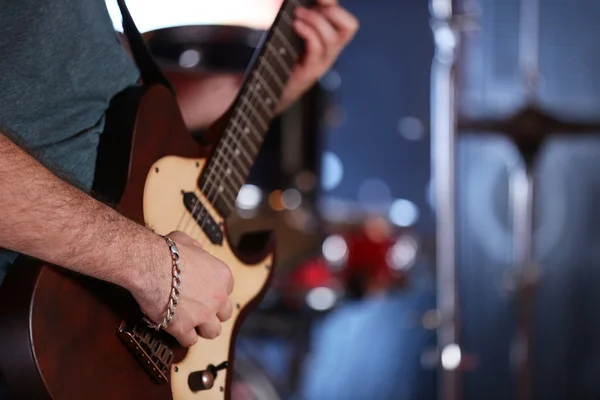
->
[182,192,224,245]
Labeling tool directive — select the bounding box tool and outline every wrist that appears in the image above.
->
[126,231,172,308]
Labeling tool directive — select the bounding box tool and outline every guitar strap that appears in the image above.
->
[115,0,175,94]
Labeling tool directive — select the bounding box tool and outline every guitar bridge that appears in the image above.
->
[117,320,173,384]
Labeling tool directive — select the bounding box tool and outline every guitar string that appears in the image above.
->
[179,37,284,239]
[176,42,275,238]
[177,0,299,247]
[178,0,297,240]
[191,0,298,222]
[187,36,292,247]
[189,0,300,245]
[191,0,300,234]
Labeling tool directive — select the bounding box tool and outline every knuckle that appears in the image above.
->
[350,15,360,31]
[213,290,228,305]
[211,325,222,339]
[219,263,233,282]
[194,309,211,325]
[186,334,199,347]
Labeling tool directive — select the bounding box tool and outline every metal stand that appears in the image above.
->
[509,161,537,400]
[430,0,600,399]
[429,2,462,399]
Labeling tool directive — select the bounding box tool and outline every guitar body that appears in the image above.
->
[0,84,275,400]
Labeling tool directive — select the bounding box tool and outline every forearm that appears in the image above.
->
[0,132,166,293]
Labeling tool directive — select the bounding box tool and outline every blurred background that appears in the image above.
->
[107,0,600,399]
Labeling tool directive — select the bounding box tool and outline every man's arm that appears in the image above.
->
[0,132,160,289]
[0,132,233,346]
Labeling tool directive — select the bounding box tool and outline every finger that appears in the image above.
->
[196,318,222,339]
[296,7,339,52]
[176,328,199,347]
[293,19,325,64]
[321,6,360,43]
[217,299,233,322]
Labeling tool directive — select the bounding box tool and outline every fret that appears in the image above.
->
[251,72,279,102]
[267,42,292,77]
[230,108,263,141]
[258,57,285,91]
[273,26,299,60]
[234,110,267,144]
[211,137,254,176]
[204,157,248,190]
[268,42,292,74]
[268,20,298,66]
[238,95,269,131]
[218,138,253,166]
[205,157,246,188]
[268,39,296,70]
[248,87,277,116]
[280,4,297,33]
[213,135,253,168]
[207,149,252,189]
[202,176,238,206]
[228,123,260,154]
[231,118,261,143]
[247,80,278,115]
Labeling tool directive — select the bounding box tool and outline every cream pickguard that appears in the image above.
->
[143,156,273,400]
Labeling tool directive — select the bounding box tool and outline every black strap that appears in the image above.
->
[116,0,175,93]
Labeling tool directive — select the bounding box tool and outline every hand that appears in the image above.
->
[277,0,360,113]
[132,231,234,347]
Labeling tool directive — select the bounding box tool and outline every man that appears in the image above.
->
[0,0,357,353]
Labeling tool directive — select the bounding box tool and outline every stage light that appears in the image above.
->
[398,116,426,141]
[282,188,302,210]
[236,184,262,210]
[389,199,420,227]
[322,234,348,268]
[268,190,285,211]
[321,152,344,191]
[306,287,337,311]
[387,235,418,271]
[441,344,462,371]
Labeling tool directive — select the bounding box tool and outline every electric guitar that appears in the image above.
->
[0,0,311,398]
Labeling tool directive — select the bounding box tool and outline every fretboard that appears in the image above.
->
[198,0,313,218]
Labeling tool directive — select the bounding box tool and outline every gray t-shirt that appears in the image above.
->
[0,0,140,282]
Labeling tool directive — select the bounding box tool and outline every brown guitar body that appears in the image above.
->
[0,85,275,400]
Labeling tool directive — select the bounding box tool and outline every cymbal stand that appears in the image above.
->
[457,0,600,398]
[431,0,600,399]
[429,1,476,399]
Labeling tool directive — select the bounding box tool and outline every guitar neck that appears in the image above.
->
[199,0,313,218]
